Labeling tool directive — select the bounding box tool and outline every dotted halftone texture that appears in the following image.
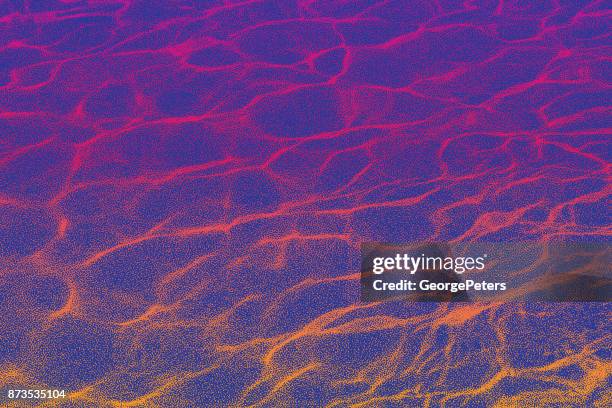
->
[0,0,610,407]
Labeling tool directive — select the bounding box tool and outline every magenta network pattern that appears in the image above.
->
[0,1,610,407]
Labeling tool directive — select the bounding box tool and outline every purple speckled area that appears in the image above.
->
[0,1,610,406]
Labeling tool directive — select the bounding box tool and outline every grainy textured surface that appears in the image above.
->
[0,1,610,407]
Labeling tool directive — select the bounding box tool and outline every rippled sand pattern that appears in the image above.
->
[0,1,610,407]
